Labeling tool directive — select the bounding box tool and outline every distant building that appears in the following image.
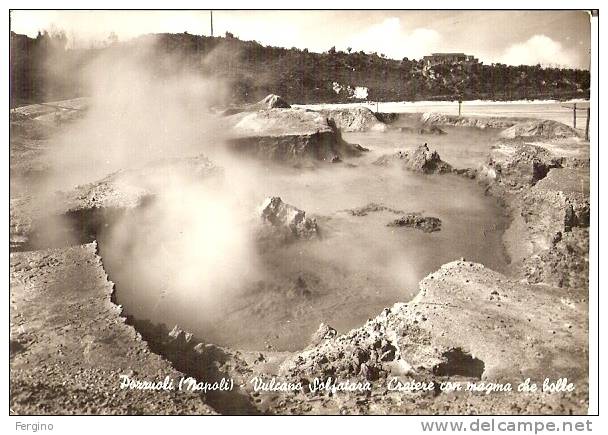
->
[423,53,479,67]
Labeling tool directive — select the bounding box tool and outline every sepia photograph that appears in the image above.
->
[7,5,600,427]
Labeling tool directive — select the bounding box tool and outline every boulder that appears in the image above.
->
[387,214,442,233]
[259,196,318,240]
[483,142,562,187]
[226,108,365,162]
[316,107,388,132]
[259,94,291,109]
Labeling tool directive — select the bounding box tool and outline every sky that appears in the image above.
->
[10,10,592,69]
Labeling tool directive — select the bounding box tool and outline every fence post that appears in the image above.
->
[585,107,590,141]
[573,103,577,129]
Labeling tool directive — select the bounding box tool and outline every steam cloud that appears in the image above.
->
[33,37,264,331]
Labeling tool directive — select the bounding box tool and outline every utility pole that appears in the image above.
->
[210,10,214,37]
[573,102,577,129]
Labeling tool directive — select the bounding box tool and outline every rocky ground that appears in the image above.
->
[10,99,590,415]
[481,138,590,290]
[10,243,216,415]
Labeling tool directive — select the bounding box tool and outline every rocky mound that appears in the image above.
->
[259,196,318,240]
[374,144,453,174]
[421,112,523,129]
[500,119,581,139]
[230,109,328,136]
[279,260,587,413]
[227,108,366,162]
[482,142,563,187]
[387,214,442,233]
[480,140,589,289]
[316,107,388,132]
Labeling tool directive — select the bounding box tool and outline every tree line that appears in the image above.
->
[10,30,590,107]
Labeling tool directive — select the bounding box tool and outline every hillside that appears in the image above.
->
[10,31,590,107]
